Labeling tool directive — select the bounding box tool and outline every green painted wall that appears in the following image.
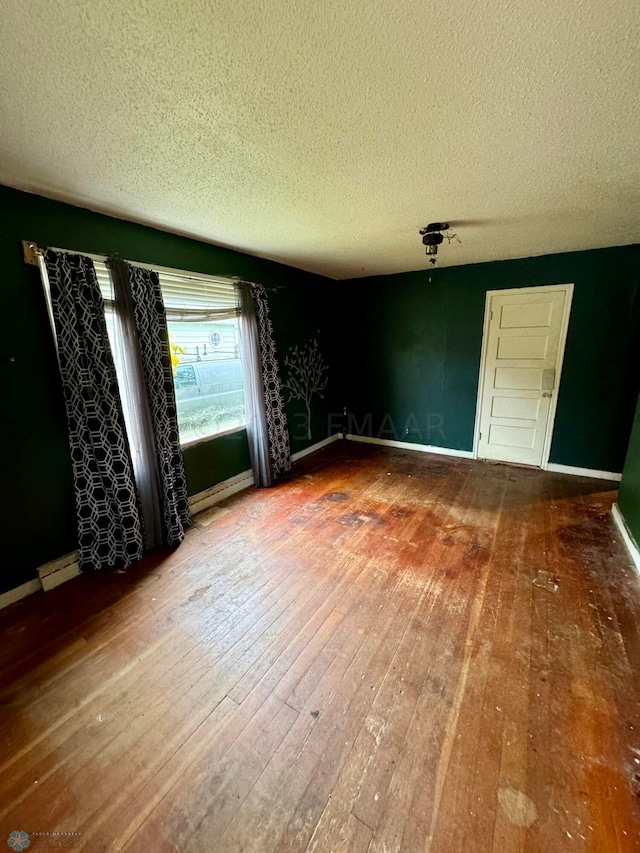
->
[343,246,640,471]
[265,278,340,451]
[619,393,640,546]
[183,430,251,497]
[3,181,638,596]
[0,185,336,594]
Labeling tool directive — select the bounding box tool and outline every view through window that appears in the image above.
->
[96,261,246,447]
[166,315,245,444]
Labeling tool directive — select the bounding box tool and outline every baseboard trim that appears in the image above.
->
[291,433,341,463]
[345,434,474,459]
[0,578,42,611]
[343,436,624,479]
[1,552,82,611]
[189,469,255,516]
[612,503,640,575]
[1,437,627,610]
[3,438,340,609]
[546,463,622,482]
[189,435,342,516]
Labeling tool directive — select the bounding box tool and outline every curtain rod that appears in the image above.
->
[21,240,274,290]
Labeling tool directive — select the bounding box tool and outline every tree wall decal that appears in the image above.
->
[283,337,328,440]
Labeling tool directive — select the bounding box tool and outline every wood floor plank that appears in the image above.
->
[424,473,552,851]
[1,443,639,851]
[372,469,507,852]
[307,464,491,850]
[121,695,299,851]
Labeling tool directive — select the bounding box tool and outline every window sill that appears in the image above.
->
[180,423,247,451]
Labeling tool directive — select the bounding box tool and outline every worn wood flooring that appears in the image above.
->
[1,442,640,852]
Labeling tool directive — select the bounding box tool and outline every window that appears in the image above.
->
[96,260,246,447]
[160,271,245,445]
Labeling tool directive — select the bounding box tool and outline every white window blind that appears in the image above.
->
[158,273,239,321]
[94,260,114,305]
[92,260,238,321]
[44,247,247,448]
[159,274,236,310]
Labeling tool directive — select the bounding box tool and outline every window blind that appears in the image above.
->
[94,260,114,305]
[91,259,239,321]
[158,273,239,321]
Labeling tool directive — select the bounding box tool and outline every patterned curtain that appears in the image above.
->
[44,250,144,571]
[248,283,291,482]
[123,263,191,546]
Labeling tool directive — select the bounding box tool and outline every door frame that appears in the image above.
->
[472,282,575,469]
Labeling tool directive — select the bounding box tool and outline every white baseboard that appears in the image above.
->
[291,433,341,463]
[1,437,628,612]
[0,578,42,611]
[189,434,342,516]
[344,436,624,480]
[345,434,474,459]
[1,551,82,611]
[546,463,622,482]
[189,469,255,516]
[2,438,341,610]
[612,504,640,575]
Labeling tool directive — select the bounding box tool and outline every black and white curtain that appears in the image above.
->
[44,250,145,571]
[43,250,191,572]
[120,263,191,546]
[42,248,285,570]
[239,282,291,486]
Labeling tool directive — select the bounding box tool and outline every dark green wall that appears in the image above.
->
[3,182,639,596]
[183,430,251,497]
[265,277,340,452]
[342,246,640,471]
[0,185,336,594]
[619,393,640,546]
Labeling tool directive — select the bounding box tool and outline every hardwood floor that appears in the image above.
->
[1,442,640,852]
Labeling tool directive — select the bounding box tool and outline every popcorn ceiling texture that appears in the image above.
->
[0,0,638,279]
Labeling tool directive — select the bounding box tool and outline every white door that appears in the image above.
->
[476,286,572,467]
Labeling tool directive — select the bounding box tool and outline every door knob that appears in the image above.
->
[542,392,552,398]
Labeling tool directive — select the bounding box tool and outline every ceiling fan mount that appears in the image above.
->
[419,222,457,264]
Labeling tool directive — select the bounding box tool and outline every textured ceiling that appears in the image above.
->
[1,0,639,279]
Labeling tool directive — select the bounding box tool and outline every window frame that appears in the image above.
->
[86,254,247,448]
